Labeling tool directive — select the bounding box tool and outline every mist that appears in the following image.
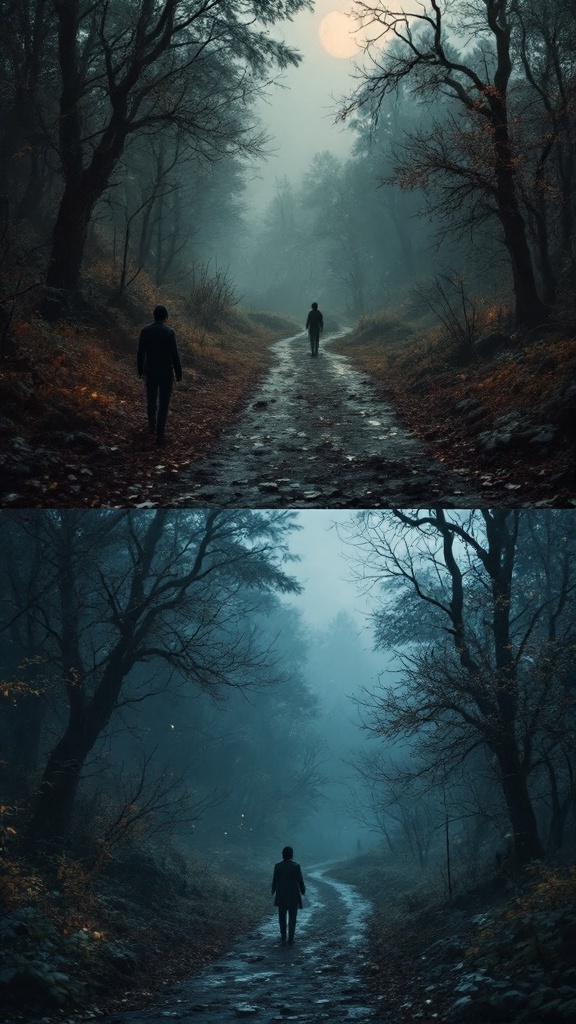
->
[0,510,383,866]
[7,0,571,324]
[3,508,576,1020]
[4,508,576,871]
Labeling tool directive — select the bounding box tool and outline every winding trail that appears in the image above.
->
[170,332,479,507]
[103,867,380,1024]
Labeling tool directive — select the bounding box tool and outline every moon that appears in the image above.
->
[319,11,361,60]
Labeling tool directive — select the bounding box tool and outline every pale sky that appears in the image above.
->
[285,510,373,631]
[245,2,368,208]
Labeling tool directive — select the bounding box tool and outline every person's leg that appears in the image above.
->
[156,377,174,441]
[145,376,158,430]
[288,907,298,944]
[309,331,314,355]
[278,906,287,942]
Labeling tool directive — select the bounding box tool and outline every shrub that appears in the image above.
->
[188,261,240,330]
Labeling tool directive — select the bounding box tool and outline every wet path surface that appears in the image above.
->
[171,332,479,507]
[103,868,381,1024]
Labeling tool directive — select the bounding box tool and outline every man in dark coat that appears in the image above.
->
[305,301,323,357]
[137,304,182,445]
[271,845,306,945]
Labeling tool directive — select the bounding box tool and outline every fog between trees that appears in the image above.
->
[2,2,575,326]
[2,509,576,881]
[0,510,377,868]
[246,0,576,322]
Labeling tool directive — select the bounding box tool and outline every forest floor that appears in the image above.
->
[93,864,376,1024]
[0,845,272,1022]
[332,853,576,1023]
[158,329,481,508]
[330,304,576,508]
[0,276,297,508]
[4,849,576,1024]
[1,284,575,508]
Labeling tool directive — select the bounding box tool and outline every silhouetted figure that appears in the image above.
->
[137,304,182,445]
[306,302,324,357]
[271,845,306,945]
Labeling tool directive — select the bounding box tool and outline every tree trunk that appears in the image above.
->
[492,111,548,325]
[155,191,164,286]
[554,106,575,273]
[27,661,125,848]
[544,753,576,853]
[45,184,96,291]
[138,196,155,267]
[27,652,131,849]
[496,744,545,863]
[495,174,548,325]
[15,152,50,229]
[26,726,90,850]
[532,197,557,306]
[9,694,45,790]
[46,0,129,292]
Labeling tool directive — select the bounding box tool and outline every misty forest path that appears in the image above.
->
[173,332,479,507]
[102,867,380,1024]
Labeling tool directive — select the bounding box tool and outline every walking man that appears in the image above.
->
[271,845,306,945]
[306,301,323,357]
[137,304,182,445]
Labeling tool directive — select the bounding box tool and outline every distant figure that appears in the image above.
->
[306,301,324,357]
[271,845,306,945]
[137,304,182,445]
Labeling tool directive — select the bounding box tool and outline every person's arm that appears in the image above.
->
[305,313,311,329]
[298,866,305,895]
[319,313,324,332]
[137,330,146,377]
[271,865,278,895]
[170,330,182,381]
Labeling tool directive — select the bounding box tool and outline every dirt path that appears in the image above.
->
[168,332,480,508]
[102,867,380,1024]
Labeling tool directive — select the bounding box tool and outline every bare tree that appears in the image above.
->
[344,1,549,325]
[0,521,58,796]
[79,746,221,866]
[0,509,300,851]
[0,0,58,228]
[44,0,309,292]
[344,509,576,865]
[514,0,576,289]
[416,271,480,357]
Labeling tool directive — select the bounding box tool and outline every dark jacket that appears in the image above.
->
[272,858,306,909]
[306,308,324,335]
[137,321,182,380]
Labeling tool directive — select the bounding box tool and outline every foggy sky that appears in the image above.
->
[286,511,372,631]
[245,2,364,209]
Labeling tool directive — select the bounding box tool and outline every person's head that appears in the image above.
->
[282,846,293,860]
[153,304,168,321]
[311,302,318,310]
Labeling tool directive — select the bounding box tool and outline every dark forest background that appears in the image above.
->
[1,2,576,510]
[1,1,575,325]
[2,509,576,1017]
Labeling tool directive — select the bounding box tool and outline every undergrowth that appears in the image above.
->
[0,259,295,506]
[0,841,271,1019]
[331,299,576,500]
[335,300,576,420]
[330,851,576,1023]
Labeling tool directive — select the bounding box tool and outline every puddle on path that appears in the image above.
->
[101,868,384,1024]
[167,332,480,508]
